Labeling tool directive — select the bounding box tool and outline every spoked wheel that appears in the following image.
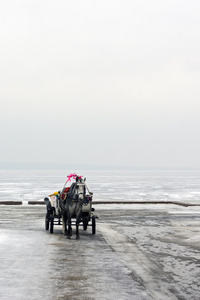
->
[92,216,96,234]
[45,214,49,230]
[50,218,54,234]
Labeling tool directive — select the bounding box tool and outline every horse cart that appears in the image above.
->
[44,174,97,237]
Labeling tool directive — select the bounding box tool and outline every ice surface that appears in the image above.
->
[1,205,200,299]
[1,170,200,299]
[1,170,200,204]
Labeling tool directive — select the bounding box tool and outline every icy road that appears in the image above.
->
[0,204,200,300]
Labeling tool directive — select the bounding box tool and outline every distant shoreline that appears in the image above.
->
[0,163,200,171]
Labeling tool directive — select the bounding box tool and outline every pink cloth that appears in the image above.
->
[66,173,83,183]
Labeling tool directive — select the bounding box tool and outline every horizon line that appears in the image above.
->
[0,162,200,171]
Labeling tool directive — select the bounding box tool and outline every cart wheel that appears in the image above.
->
[50,218,54,234]
[45,214,49,230]
[83,219,88,231]
[92,217,96,235]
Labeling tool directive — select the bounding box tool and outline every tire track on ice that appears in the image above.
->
[98,223,178,300]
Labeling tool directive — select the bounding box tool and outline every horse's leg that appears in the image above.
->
[67,212,71,239]
[76,218,79,239]
[76,205,82,239]
[62,213,67,236]
[62,215,65,235]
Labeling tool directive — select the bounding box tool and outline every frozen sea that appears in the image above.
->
[1,170,200,299]
[0,169,200,204]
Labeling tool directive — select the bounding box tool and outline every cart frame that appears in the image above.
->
[44,195,97,235]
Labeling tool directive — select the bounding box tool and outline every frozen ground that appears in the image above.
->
[0,204,200,300]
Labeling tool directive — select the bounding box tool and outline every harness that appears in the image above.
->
[68,182,86,202]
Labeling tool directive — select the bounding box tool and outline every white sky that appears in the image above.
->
[0,0,200,168]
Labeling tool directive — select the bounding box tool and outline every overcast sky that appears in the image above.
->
[0,0,200,169]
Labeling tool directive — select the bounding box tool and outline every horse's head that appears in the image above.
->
[72,177,86,201]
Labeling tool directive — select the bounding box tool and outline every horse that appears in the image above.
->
[59,176,86,239]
